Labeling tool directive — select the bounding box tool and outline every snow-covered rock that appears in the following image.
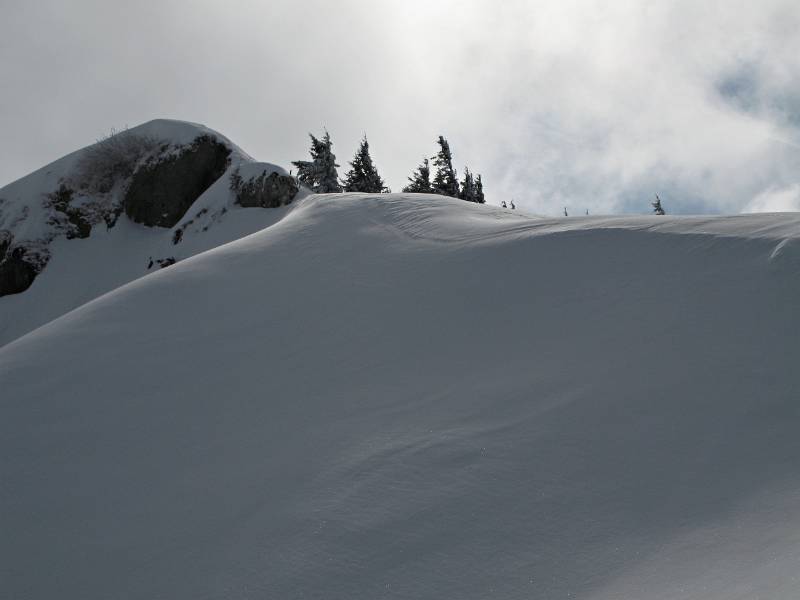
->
[231,161,299,208]
[2,192,800,599]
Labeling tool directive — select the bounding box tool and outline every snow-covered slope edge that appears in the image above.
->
[0,119,300,346]
[2,194,799,600]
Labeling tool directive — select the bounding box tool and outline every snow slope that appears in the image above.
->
[2,194,800,599]
[0,200,294,346]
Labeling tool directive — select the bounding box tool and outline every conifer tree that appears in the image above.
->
[431,136,459,197]
[341,135,389,193]
[459,167,477,202]
[403,158,432,193]
[475,174,485,204]
[292,130,342,193]
[652,194,666,215]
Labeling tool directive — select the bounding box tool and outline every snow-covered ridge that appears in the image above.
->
[2,191,799,599]
[5,116,798,350]
[4,186,800,348]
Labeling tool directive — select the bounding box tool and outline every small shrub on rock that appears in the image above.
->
[74,127,163,194]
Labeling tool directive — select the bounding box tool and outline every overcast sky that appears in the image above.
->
[2,0,800,214]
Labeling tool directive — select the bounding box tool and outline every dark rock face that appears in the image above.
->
[0,246,39,297]
[232,169,298,208]
[124,136,231,228]
[67,212,92,239]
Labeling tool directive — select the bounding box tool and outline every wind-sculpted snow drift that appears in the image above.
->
[2,169,800,596]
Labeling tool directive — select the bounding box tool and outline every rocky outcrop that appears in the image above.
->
[0,244,40,297]
[124,135,231,228]
[231,168,298,208]
[47,184,92,239]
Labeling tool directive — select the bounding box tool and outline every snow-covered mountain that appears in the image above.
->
[2,123,800,599]
[0,119,299,345]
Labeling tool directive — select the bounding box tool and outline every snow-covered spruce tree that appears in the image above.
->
[431,136,459,197]
[292,130,342,193]
[459,167,477,202]
[341,135,389,193]
[475,174,485,204]
[652,194,666,215]
[403,158,432,193]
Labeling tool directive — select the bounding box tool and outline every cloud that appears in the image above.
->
[1,0,800,216]
[742,184,800,213]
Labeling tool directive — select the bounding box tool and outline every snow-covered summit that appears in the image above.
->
[0,120,250,241]
[0,119,298,342]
